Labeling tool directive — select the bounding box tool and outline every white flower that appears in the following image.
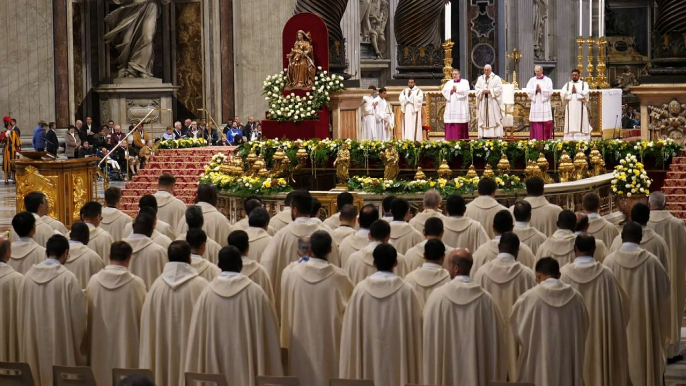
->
[317,66,322,70]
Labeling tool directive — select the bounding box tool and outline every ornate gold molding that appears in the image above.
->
[15,166,58,218]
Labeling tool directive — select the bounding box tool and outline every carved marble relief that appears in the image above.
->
[649,99,686,143]
[126,99,161,123]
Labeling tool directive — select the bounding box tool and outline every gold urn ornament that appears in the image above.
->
[246,149,258,166]
[466,164,478,179]
[536,153,553,183]
[482,164,495,179]
[589,145,606,176]
[497,154,511,175]
[414,167,427,180]
[557,150,575,182]
[251,155,266,177]
[437,159,452,179]
[270,148,291,178]
[573,149,589,181]
[524,160,537,180]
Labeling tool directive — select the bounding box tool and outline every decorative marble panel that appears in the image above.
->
[175,2,204,118]
[467,0,498,84]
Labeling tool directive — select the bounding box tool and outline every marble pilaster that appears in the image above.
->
[513,0,535,81]
[552,0,578,87]
[342,0,360,80]
[388,0,399,76]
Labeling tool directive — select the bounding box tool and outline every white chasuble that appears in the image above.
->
[474,74,504,138]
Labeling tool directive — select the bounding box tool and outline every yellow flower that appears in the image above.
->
[264,181,272,188]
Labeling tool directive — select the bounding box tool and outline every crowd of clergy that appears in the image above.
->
[1,172,683,386]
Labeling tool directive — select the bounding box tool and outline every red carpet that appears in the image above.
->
[662,152,686,221]
[119,147,233,217]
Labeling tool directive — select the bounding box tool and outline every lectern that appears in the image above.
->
[13,153,100,228]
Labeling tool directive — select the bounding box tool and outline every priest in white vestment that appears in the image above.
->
[124,209,168,289]
[511,257,588,386]
[176,185,233,247]
[176,206,221,264]
[227,230,275,305]
[563,69,592,141]
[648,192,686,359]
[535,210,578,267]
[388,198,423,254]
[323,192,355,230]
[18,235,87,386]
[281,231,354,386]
[442,194,489,252]
[345,220,409,284]
[269,192,296,232]
[64,222,105,289]
[331,204,357,246]
[9,212,46,274]
[511,201,548,255]
[526,65,554,140]
[474,65,504,138]
[187,229,221,282]
[574,213,609,262]
[375,87,394,141]
[154,173,188,228]
[404,218,453,272]
[404,239,451,302]
[139,241,209,386]
[442,69,471,140]
[101,187,133,241]
[409,190,446,234]
[185,245,282,386]
[41,214,67,235]
[560,234,631,386]
[510,176,562,237]
[423,248,506,386]
[473,232,537,380]
[399,78,424,141]
[339,205,378,267]
[10,192,56,247]
[361,86,379,140]
[604,222,670,386]
[86,241,147,386]
[339,243,423,386]
[473,211,536,272]
[76,201,114,263]
[465,178,508,239]
[583,192,619,247]
[245,207,274,262]
[232,198,276,236]
[0,238,22,362]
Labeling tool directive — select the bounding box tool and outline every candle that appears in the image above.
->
[589,0,593,37]
[600,0,604,36]
[445,2,452,40]
[579,0,583,36]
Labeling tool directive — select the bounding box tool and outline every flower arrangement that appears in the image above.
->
[199,152,292,197]
[347,174,524,195]
[263,67,346,123]
[611,154,651,197]
[157,138,207,149]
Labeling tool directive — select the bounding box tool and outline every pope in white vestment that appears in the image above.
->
[361,88,379,140]
[526,67,554,140]
[563,70,592,140]
[474,65,504,138]
[442,70,471,140]
[399,79,424,141]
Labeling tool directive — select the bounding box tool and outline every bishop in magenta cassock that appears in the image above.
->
[441,69,471,140]
[526,65,554,140]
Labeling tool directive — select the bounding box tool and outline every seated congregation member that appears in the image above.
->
[124,210,168,289]
[245,208,273,262]
[233,197,276,235]
[560,234,630,385]
[403,217,452,272]
[423,248,506,386]
[339,243,423,386]
[280,230,354,386]
[441,193,489,252]
[409,190,446,233]
[510,176,562,237]
[388,198,423,254]
[154,173,188,228]
[101,186,133,241]
[77,201,114,262]
[339,204,378,267]
[324,192,355,229]
[185,246,283,386]
[604,222,670,386]
[177,206,221,264]
[512,257,588,386]
[227,230,274,305]
[403,239,450,302]
[465,177,507,239]
[18,235,87,386]
[64,221,105,289]
[473,210,535,273]
[582,192,618,247]
[609,202,670,273]
[381,195,396,222]
[574,213,608,262]
[10,191,55,246]
[0,238,22,362]
[139,241,209,386]
[261,190,339,312]
[345,220,408,284]
[124,195,175,240]
[512,200,547,255]
[331,204,357,246]
[473,232,536,380]
[177,184,233,247]
[187,228,221,282]
[269,191,296,232]
[9,212,45,274]
[535,210,578,266]
[86,242,147,386]
[162,125,174,140]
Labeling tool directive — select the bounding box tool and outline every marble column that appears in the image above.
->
[388,0,399,77]
[204,0,222,123]
[510,0,535,81]
[552,0,578,87]
[342,0,360,80]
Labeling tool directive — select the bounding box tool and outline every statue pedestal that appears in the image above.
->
[94,79,178,137]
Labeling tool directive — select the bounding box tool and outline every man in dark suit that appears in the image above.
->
[45,123,59,157]
[173,121,183,139]
[242,116,257,139]
[182,118,191,137]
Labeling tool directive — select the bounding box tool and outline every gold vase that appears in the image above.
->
[437,159,452,180]
[414,167,427,180]
[466,165,478,179]
[536,153,553,183]
[482,164,495,178]
[573,149,589,181]
[558,151,574,182]
[497,154,511,175]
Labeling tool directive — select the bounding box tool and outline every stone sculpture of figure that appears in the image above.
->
[286,30,317,90]
[361,0,390,59]
[533,0,548,60]
[104,0,171,78]
[615,66,640,93]
[379,143,400,180]
[334,143,351,184]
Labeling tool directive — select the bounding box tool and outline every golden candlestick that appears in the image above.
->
[585,38,597,89]
[442,39,455,86]
[506,48,523,89]
[596,37,609,89]
[576,36,585,73]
